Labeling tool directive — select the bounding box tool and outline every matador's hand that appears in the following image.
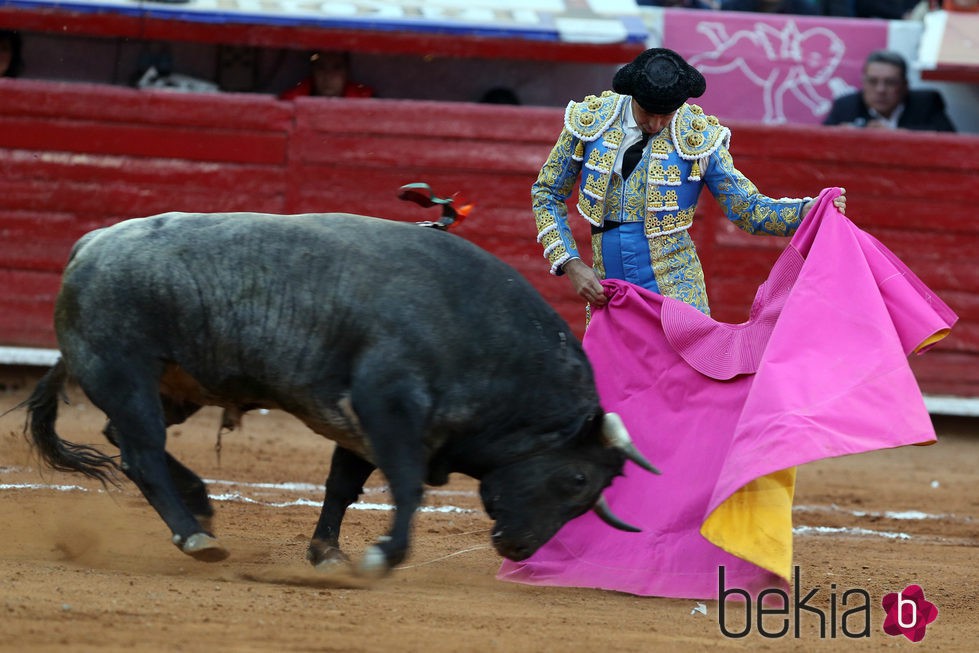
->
[802,187,847,217]
[564,259,607,306]
[833,187,846,214]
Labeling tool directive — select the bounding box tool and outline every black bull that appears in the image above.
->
[23,212,657,576]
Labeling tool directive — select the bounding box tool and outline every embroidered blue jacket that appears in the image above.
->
[534,91,808,275]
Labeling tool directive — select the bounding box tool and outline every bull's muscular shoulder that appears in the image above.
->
[564,91,627,142]
[82,211,388,245]
[65,212,416,277]
[66,212,502,290]
[670,103,731,161]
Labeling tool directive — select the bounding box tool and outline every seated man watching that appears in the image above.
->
[823,49,956,132]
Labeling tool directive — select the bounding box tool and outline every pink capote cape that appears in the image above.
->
[498,188,957,598]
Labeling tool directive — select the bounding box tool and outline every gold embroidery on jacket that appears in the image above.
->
[648,231,710,315]
[671,103,730,161]
[650,139,671,159]
[586,148,616,174]
[648,160,667,185]
[645,206,695,236]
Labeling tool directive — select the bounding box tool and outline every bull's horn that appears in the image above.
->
[593,495,641,533]
[602,412,661,474]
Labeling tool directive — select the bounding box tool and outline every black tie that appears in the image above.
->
[621,132,650,180]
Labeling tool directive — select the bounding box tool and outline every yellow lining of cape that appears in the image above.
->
[700,467,797,582]
[914,328,950,354]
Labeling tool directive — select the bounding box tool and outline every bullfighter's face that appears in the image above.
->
[632,100,677,136]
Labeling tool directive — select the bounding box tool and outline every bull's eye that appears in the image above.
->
[552,469,592,495]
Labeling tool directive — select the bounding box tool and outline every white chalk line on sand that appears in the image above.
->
[793,525,911,540]
[1,468,971,541]
[794,504,968,522]
[0,473,478,515]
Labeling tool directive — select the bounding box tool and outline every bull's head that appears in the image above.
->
[478,412,658,561]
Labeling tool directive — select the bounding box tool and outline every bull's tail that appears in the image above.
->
[23,359,118,485]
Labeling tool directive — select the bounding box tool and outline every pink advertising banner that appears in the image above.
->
[663,10,889,125]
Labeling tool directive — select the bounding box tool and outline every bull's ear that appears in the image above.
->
[601,413,661,475]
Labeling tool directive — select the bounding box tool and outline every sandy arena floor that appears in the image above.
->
[0,367,976,652]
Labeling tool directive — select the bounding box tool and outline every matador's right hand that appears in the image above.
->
[564,259,607,306]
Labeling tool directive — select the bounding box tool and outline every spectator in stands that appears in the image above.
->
[479,86,521,105]
[840,0,924,17]
[656,0,923,14]
[635,1,723,8]
[944,0,979,11]
[823,50,956,132]
[528,47,845,315]
[279,50,373,100]
[711,0,822,12]
[0,30,24,78]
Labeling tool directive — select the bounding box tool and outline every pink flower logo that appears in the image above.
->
[882,585,938,642]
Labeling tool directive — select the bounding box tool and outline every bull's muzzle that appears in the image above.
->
[593,412,661,533]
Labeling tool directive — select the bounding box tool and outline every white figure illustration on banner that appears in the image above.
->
[688,20,846,123]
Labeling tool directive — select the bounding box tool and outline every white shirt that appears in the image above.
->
[868,103,905,129]
[614,101,648,176]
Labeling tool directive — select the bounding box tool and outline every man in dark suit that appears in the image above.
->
[823,50,956,132]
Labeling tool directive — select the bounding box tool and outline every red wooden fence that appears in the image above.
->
[1,78,975,397]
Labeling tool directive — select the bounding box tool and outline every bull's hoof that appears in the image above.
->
[306,540,352,572]
[356,545,392,579]
[177,533,229,562]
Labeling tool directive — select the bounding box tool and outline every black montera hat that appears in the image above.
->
[612,48,706,115]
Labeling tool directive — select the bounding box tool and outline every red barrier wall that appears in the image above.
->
[1,78,975,397]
